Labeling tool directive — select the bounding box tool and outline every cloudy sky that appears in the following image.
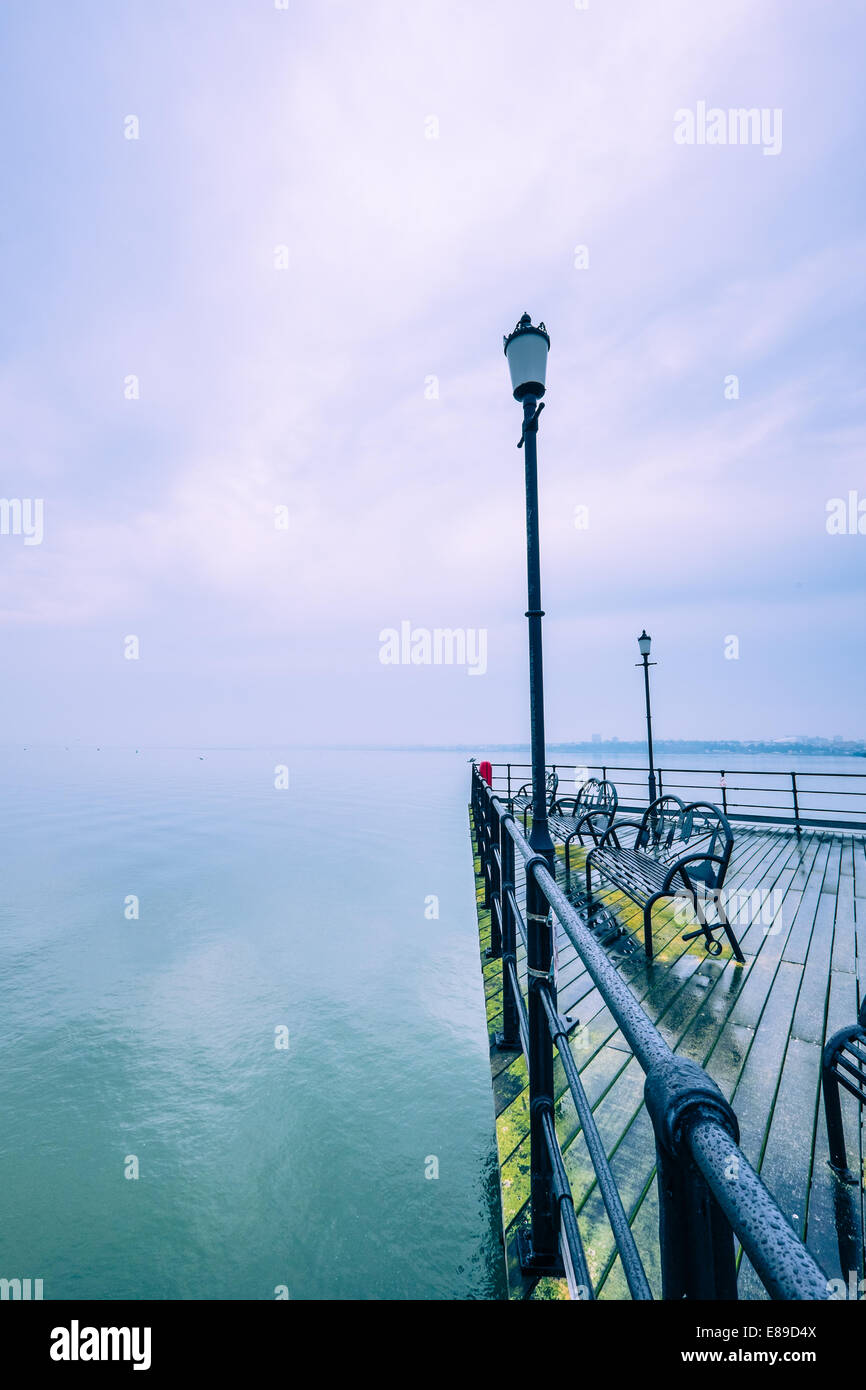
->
[1,0,864,746]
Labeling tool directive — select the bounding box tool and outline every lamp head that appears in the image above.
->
[503,312,550,400]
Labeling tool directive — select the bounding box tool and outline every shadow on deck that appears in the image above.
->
[473,822,865,1300]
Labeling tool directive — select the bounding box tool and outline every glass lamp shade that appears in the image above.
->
[638,630,652,657]
[503,313,550,400]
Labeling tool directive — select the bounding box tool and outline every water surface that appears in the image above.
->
[0,747,505,1300]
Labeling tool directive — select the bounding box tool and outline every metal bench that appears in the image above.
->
[822,999,866,1183]
[510,770,559,832]
[585,795,744,962]
[548,778,619,892]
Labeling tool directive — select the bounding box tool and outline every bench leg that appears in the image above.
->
[682,893,721,955]
[565,833,578,893]
[681,891,746,963]
[822,1060,851,1178]
[643,901,654,959]
[715,891,745,963]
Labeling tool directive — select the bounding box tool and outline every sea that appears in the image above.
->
[2,744,863,1299]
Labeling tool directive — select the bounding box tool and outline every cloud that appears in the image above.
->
[1,0,864,738]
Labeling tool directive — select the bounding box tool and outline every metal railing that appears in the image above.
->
[470,764,830,1300]
[485,761,866,834]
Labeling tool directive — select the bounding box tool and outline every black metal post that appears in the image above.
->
[487,797,502,960]
[496,812,521,1052]
[645,1055,739,1299]
[516,392,561,1272]
[791,772,801,838]
[471,765,483,859]
[521,394,556,871]
[519,859,565,1274]
[641,653,657,807]
[479,778,492,908]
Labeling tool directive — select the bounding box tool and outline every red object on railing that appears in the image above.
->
[479,760,493,786]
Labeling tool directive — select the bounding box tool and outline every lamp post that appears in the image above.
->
[503,312,555,868]
[503,312,562,1276]
[636,630,657,807]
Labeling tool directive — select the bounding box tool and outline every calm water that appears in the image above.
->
[0,748,505,1300]
[5,744,862,1302]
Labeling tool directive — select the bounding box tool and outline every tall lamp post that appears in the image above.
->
[503,312,555,869]
[636,630,657,807]
[503,312,562,1276]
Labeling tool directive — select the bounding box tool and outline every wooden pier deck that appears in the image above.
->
[471,820,865,1300]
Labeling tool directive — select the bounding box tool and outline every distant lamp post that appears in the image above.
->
[636,630,657,806]
[503,312,554,865]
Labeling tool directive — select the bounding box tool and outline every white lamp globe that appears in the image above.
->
[503,312,550,400]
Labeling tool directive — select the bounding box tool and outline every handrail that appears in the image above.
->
[484,760,866,835]
[470,765,830,1301]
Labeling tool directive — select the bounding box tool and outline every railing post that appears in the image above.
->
[478,779,493,910]
[496,818,521,1052]
[644,1055,739,1299]
[719,769,728,818]
[487,797,502,960]
[518,858,565,1275]
[791,772,801,837]
[507,763,512,800]
[656,768,663,802]
[471,766,481,857]
[474,774,490,906]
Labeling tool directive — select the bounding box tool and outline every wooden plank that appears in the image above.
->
[737,1035,821,1298]
[730,960,803,1170]
[783,840,832,965]
[832,839,856,975]
[791,880,839,1044]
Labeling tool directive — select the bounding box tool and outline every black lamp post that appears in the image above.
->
[636,630,657,807]
[503,312,555,869]
[503,312,562,1276]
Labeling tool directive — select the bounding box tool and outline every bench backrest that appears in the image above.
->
[636,797,734,889]
[576,777,619,818]
[516,770,560,810]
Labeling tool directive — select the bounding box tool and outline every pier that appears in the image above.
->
[470,763,865,1300]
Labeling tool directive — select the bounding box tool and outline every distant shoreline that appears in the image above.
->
[1,741,863,758]
[351,741,866,757]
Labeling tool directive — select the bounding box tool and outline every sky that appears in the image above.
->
[1,0,864,747]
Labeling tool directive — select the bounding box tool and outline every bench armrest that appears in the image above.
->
[573,806,615,836]
[598,818,644,849]
[662,853,728,894]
